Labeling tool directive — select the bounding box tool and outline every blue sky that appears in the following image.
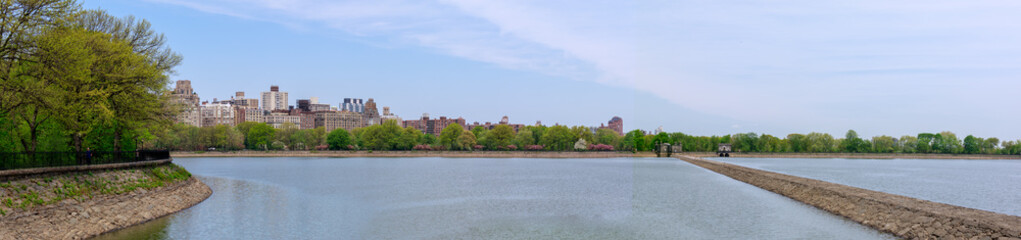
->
[84,0,1021,140]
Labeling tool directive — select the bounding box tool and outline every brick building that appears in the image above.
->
[403,113,466,136]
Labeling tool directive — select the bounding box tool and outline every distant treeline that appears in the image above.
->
[671,130,1021,155]
[138,122,1021,155]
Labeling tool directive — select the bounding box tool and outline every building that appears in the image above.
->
[170,80,201,127]
[265,111,301,128]
[466,116,526,132]
[315,111,363,132]
[230,92,259,109]
[297,99,311,112]
[235,108,267,125]
[341,98,364,113]
[403,113,466,136]
[362,98,380,126]
[261,85,288,111]
[598,116,624,136]
[380,106,402,124]
[200,102,234,127]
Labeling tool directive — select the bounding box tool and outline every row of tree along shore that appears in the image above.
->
[147,121,1021,156]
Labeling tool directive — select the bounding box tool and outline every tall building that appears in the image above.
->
[171,80,201,127]
[362,98,380,126]
[341,98,364,113]
[261,85,288,111]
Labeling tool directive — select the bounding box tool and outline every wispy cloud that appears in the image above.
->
[148,0,1021,135]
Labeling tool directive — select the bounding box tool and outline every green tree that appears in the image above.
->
[540,125,577,151]
[512,129,534,148]
[871,135,897,153]
[396,127,422,150]
[418,132,437,145]
[489,125,515,148]
[595,128,620,146]
[327,128,352,150]
[841,130,866,153]
[458,130,477,150]
[621,130,645,151]
[439,124,464,150]
[963,135,980,154]
[247,123,275,150]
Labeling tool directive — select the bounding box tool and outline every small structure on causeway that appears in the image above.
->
[656,143,680,157]
[717,143,732,157]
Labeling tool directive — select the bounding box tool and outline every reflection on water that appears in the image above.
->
[715,157,1021,216]
[98,157,893,239]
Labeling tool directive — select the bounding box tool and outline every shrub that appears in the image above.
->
[506,145,518,150]
[413,145,432,151]
[473,145,484,150]
[525,145,545,151]
[588,144,615,151]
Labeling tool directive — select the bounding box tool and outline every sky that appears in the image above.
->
[83,0,1021,140]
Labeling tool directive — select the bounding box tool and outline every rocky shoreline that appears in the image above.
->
[0,169,211,240]
[678,156,1021,239]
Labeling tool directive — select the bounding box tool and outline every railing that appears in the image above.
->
[0,150,171,170]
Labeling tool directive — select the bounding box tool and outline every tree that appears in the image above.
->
[871,135,897,153]
[622,130,645,151]
[574,138,588,151]
[512,129,534,148]
[540,125,577,151]
[438,124,463,150]
[899,135,918,153]
[247,123,275,150]
[327,128,352,150]
[489,125,515,148]
[457,130,477,150]
[963,135,980,154]
[418,132,437,145]
[841,130,866,153]
[595,128,620,146]
[917,133,935,153]
[787,134,807,153]
[396,127,422,150]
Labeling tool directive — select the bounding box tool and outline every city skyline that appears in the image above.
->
[88,0,1021,140]
[175,81,625,136]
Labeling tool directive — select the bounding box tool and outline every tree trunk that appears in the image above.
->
[113,123,122,152]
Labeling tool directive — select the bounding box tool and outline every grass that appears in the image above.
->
[0,164,193,212]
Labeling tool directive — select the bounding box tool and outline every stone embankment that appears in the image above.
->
[173,150,657,158]
[678,156,1021,240]
[0,163,212,240]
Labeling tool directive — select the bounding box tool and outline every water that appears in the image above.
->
[714,157,1021,216]
[96,157,891,239]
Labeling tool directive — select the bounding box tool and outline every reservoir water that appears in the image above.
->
[96,157,890,239]
[714,157,1021,217]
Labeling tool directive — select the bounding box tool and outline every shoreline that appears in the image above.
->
[680,152,1021,160]
[172,150,658,158]
[677,155,1021,239]
[171,150,1021,160]
[0,165,212,240]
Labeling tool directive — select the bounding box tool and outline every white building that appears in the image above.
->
[200,102,235,127]
[261,85,288,111]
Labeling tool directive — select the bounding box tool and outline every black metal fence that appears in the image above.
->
[0,150,171,171]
